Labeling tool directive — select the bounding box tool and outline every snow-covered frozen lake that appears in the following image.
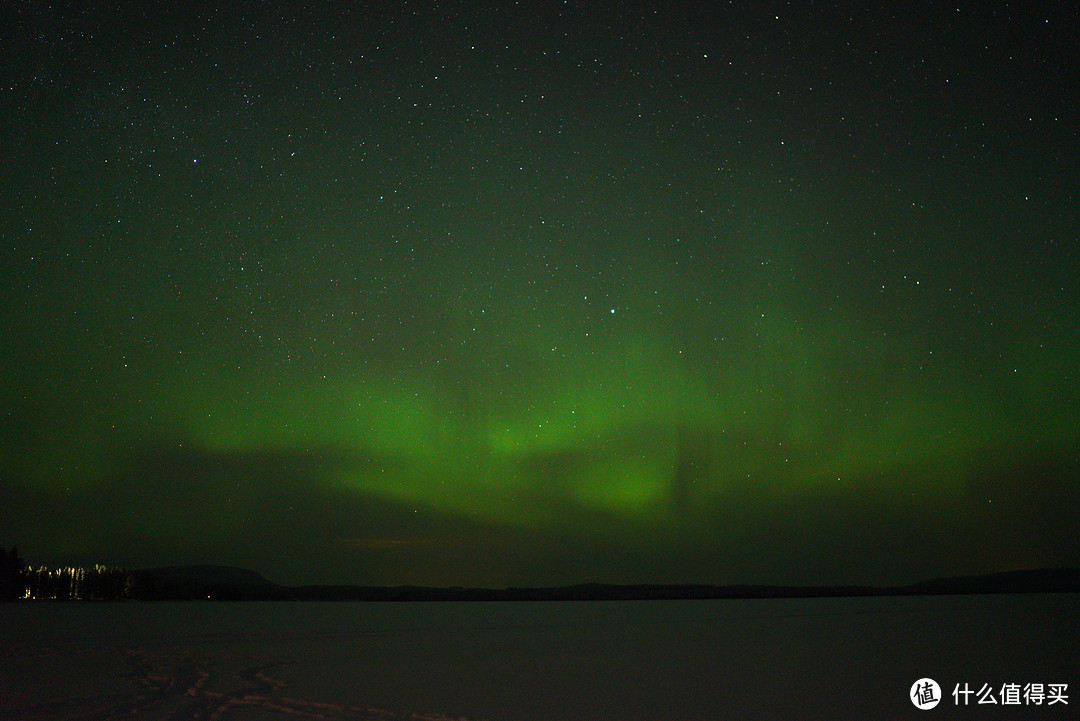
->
[2,594,1077,720]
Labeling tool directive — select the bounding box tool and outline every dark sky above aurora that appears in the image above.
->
[2,1,1078,588]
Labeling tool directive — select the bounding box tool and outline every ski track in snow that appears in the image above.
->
[5,645,475,721]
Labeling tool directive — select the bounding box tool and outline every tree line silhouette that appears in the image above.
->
[2,546,133,600]
[5,545,1080,602]
[0,546,292,600]
[0,545,25,600]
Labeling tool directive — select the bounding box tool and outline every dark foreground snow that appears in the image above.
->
[2,594,1077,720]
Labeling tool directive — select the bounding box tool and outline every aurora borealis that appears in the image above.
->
[2,1,1078,588]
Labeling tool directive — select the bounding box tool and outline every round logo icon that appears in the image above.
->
[911,678,942,710]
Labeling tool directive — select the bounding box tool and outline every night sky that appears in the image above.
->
[2,1,1078,588]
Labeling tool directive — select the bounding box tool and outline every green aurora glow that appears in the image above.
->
[2,2,1077,586]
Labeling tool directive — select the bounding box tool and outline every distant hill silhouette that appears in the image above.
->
[143,565,280,588]
[902,568,1080,595]
[116,566,1080,602]
[129,565,289,600]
